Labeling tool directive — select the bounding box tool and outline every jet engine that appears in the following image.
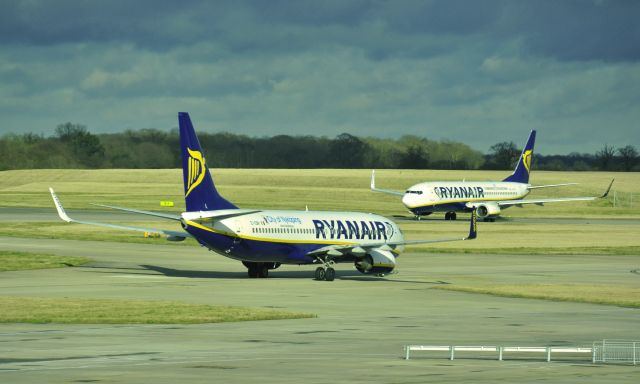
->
[355,249,397,275]
[475,202,501,218]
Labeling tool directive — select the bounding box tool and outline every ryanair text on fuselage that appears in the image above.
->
[434,186,485,200]
[313,219,394,240]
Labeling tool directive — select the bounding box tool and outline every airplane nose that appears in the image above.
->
[401,193,411,207]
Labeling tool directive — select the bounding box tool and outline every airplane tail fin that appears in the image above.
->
[179,112,237,212]
[503,130,536,184]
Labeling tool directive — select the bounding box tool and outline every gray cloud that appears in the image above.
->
[0,0,638,154]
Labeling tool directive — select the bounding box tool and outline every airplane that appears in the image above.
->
[370,130,614,222]
[50,112,478,281]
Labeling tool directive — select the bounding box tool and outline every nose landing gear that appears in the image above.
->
[314,257,336,281]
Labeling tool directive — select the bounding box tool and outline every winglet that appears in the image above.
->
[49,188,72,222]
[466,210,477,240]
[370,170,376,190]
[600,179,615,198]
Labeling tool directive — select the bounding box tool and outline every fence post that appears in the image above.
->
[499,346,503,361]
[405,346,410,360]
[449,346,455,361]
[634,342,637,366]
[547,347,551,362]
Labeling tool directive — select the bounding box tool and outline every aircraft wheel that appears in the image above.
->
[444,212,451,220]
[325,267,335,281]
[315,267,326,281]
[450,212,457,220]
[247,266,259,278]
[258,264,269,278]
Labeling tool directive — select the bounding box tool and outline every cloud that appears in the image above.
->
[0,0,638,154]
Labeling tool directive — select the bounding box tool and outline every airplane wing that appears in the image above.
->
[527,183,577,190]
[499,179,614,208]
[307,211,477,257]
[370,170,405,196]
[50,188,192,241]
[91,203,182,221]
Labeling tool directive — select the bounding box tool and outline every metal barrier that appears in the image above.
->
[593,340,640,365]
[404,345,592,362]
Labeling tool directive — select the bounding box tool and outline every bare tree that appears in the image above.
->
[617,145,638,171]
[595,144,615,171]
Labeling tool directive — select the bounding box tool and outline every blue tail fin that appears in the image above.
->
[179,112,237,211]
[503,130,536,184]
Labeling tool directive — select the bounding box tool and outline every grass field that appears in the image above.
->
[0,250,90,271]
[1,168,638,217]
[432,283,640,308]
[0,296,315,324]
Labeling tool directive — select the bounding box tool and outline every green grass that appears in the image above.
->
[0,251,90,271]
[432,284,640,309]
[0,221,194,245]
[0,296,316,324]
[1,168,638,218]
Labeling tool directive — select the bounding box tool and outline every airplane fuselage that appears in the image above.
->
[402,181,530,216]
[181,209,405,264]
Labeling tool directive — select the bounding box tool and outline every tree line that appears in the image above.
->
[0,123,637,171]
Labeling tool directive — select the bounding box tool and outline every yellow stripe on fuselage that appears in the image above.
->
[406,195,526,210]
[184,220,358,246]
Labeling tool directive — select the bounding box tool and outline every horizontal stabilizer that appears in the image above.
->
[181,209,262,222]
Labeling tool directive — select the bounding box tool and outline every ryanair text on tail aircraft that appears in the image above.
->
[50,112,477,281]
[371,130,614,222]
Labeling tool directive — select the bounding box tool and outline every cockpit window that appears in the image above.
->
[405,190,423,195]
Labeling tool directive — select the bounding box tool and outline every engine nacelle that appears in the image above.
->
[475,202,501,218]
[355,249,397,275]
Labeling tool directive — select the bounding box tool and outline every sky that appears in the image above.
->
[1,0,639,154]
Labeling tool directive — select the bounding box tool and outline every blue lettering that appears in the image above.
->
[313,220,325,239]
[369,221,377,240]
[346,221,359,240]
[446,187,453,198]
[477,187,484,198]
[360,221,371,240]
[375,221,387,240]
[336,221,348,239]
[322,220,335,239]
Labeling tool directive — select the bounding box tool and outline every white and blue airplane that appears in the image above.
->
[371,130,613,222]
[50,112,477,281]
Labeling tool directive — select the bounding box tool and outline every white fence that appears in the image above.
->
[404,345,592,362]
[593,340,640,365]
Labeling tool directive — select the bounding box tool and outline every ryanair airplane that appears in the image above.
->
[371,130,613,222]
[50,112,477,281]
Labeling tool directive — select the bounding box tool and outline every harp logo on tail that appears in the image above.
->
[186,148,206,197]
[522,149,532,173]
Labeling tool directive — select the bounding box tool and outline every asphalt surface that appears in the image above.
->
[1,235,639,383]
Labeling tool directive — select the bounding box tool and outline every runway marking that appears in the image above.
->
[106,274,176,279]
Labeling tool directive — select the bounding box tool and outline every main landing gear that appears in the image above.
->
[314,257,336,281]
[444,212,457,220]
[243,262,279,278]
